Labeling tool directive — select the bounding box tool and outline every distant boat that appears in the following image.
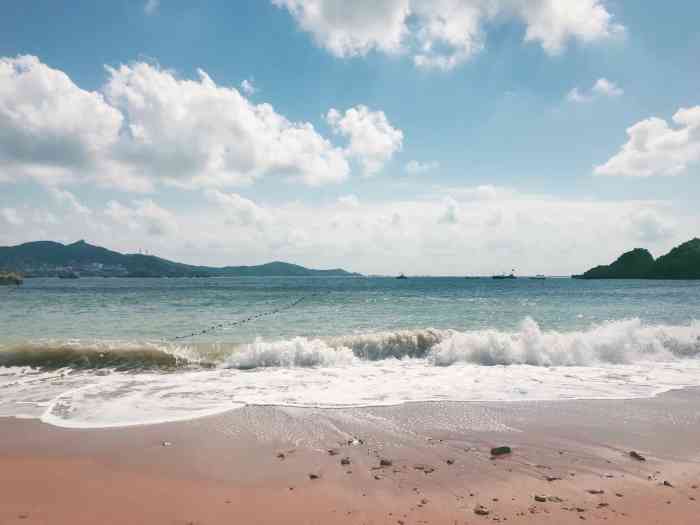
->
[492,269,516,280]
[529,275,546,280]
[396,273,408,280]
[58,271,80,279]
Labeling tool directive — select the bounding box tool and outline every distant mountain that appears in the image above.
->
[574,238,700,279]
[0,240,358,278]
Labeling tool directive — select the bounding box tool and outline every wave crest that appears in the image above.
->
[428,318,700,367]
[0,340,197,370]
[2,320,699,371]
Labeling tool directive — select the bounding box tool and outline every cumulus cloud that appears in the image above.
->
[405,160,439,174]
[2,187,695,276]
[337,194,359,207]
[627,209,675,243]
[105,62,350,188]
[567,77,623,103]
[205,189,270,227]
[105,199,177,236]
[439,197,459,224]
[274,0,624,70]
[0,55,123,186]
[326,105,403,176]
[595,105,700,177]
[0,207,23,226]
[50,188,91,215]
[0,56,408,192]
[240,78,257,95]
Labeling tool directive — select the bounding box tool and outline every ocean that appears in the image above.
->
[1,276,700,428]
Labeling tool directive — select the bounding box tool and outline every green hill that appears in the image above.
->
[0,240,357,278]
[574,238,700,279]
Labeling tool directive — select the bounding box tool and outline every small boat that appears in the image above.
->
[529,274,546,280]
[58,271,80,279]
[396,273,408,279]
[492,269,516,280]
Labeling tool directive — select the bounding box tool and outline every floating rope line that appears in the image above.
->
[170,291,329,341]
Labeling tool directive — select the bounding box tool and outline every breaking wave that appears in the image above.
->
[2,319,699,371]
[0,340,200,370]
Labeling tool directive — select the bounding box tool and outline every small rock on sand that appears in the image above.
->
[328,449,339,456]
[491,446,512,457]
[663,480,673,487]
[474,504,490,516]
[534,495,547,503]
[340,457,351,465]
[587,489,605,495]
[161,441,173,447]
[446,459,455,465]
[629,451,646,461]
[545,476,562,482]
[380,458,393,467]
[309,474,320,480]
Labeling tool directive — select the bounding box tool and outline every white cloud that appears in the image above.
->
[0,55,123,186]
[1,56,384,191]
[337,194,359,207]
[205,189,270,227]
[326,105,403,176]
[3,188,695,276]
[405,160,439,174]
[105,62,350,188]
[105,199,177,236]
[437,184,518,201]
[0,207,23,226]
[50,188,91,215]
[240,78,257,95]
[275,0,624,70]
[144,0,159,15]
[272,0,410,58]
[567,77,623,103]
[439,197,459,224]
[594,105,700,177]
[627,209,675,243]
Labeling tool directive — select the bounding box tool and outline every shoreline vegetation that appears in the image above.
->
[574,238,700,280]
[0,240,358,279]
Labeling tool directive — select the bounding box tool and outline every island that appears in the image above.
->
[0,240,359,278]
[574,238,700,279]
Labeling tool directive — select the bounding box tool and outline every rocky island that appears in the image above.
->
[574,238,700,279]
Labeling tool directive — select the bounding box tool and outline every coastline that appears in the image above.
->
[2,389,700,524]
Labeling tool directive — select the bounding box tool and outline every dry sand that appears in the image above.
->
[2,388,700,524]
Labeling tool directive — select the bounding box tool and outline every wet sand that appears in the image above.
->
[2,388,700,524]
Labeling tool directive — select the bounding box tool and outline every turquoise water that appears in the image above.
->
[2,276,699,344]
[1,277,700,428]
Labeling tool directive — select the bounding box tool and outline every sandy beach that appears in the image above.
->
[2,388,700,524]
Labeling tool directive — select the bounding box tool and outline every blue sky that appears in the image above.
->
[0,1,698,275]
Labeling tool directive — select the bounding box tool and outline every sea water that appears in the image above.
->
[1,276,699,428]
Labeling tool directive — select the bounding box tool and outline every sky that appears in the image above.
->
[0,0,698,275]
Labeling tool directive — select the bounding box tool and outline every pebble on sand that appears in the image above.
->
[491,446,512,457]
[629,451,646,461]
[380,458,393,467]
[474,504,490,516]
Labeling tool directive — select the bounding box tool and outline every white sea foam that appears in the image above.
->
[1,318,700,428]
[428,318,700,367]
